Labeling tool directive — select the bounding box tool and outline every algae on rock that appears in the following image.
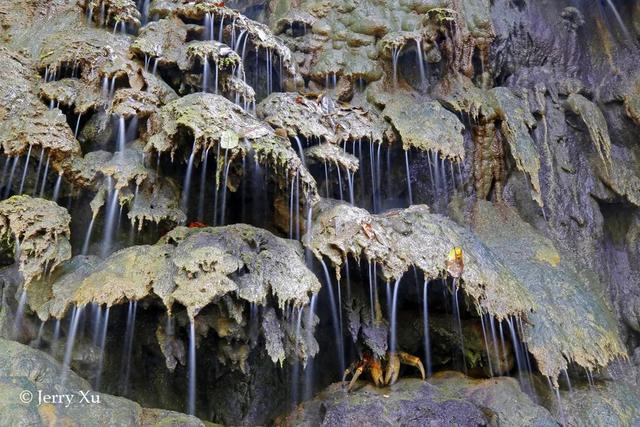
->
[0,196,71,290]
[383,97,465,161]
[465,200,626,381]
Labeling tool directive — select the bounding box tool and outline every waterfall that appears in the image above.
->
[404,149,413,206]
[415,37,426,86]
[214,61,219,94]
[197,148,210,221]
[604,0,632,41]
[303,293,318,401]
[547,377,566,425]
[74,113,82,138]
[0,157,10,190]
[389,278,401,354]
[319,259,345,375]
[140,0,150,25]
[119,300,138,395]
[295,173,301,242]
[32,149,45,195]
[204,13,211,41]
[346,170,354,205]
[292,136,305,166]
[488,316,500,372]
[116,116,126,152]
[39,154,50,197]
[507,317,525,385]
[422,281,432,377]
[290,308,303,408]
[452,281,466,372]
[498,321,507,372]
[369,142,378,212]
[220,148,232,225]
[480,313,494,377]
[101,178,120,257]
[336,164,344,201]
[109,76,117,98]
[368,261,376,321]
[101,76,109,98]
[34,321,45,347]
[95,306,110,389]
[203,57,209,92]
[61,306,84,386]
[213,145,221,226]
[218,13,225,42]
[18,144,32,194]
[53,319,61,345]
[81,216,96,255]
[52,172,63,202]
[4,156,19,198]
[91,304,101,346]
[289,175,295,239]
[391,45,403,87]
[12,290,28,339]
[266,49,273,95]
[180,141,198,214]
[188,320,196,415]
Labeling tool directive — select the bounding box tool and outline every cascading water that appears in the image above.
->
[181,141,198,213]
[303,293,318,401]
[61,306,84,386]
[319,259,345,375]
[422,281,432,377]
[119,300,137,395]
[101,177,120,257]
[389,278,401,354]
[18,144,32,195]
[188,320,196,415]
[94,306,110,389]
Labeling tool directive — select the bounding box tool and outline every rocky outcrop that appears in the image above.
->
[0,338,209,426]
[0,196,71,289]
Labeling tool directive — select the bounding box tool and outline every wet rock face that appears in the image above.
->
[0,339,209,426]
[277,373,560,427]
[277,378,487,427]
[0,196,71,289]
[0,0,639,424]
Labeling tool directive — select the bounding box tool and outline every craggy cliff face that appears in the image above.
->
[0,0,639,425]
